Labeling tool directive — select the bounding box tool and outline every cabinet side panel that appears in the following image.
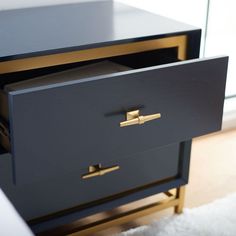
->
[186,30,201,59]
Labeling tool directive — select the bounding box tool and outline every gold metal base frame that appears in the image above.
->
[57,186,185,236]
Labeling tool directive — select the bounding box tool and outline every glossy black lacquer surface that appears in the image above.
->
[6,56,228,185]
[0,1,227,233]
[0,1,199,61]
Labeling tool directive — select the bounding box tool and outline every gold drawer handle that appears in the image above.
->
[120,110,161,127]
[82,164,120,179]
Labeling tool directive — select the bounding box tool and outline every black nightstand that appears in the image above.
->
[0,1,228,235]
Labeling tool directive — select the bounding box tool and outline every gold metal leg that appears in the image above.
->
[54,186,186,235]
[40,186,186,235]
[174,186,186,214]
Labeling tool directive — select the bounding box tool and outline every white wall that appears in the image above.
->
[204,0,236,96]
[118,0,208,56]
[118,0,207,29]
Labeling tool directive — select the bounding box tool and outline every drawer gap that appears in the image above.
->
[0,47,179,88]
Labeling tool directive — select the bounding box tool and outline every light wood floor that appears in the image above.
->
[77,129,236,235]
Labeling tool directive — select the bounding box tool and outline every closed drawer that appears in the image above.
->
[1,56,228,185]
[78,143,180,202]
[0,143,180,220]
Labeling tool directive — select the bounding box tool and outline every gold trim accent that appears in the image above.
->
[120,110,161,127]
[82,164,120,179]
[0,35,187,74]
[63,186,186,235]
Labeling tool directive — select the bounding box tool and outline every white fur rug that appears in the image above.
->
[117,193,236,236]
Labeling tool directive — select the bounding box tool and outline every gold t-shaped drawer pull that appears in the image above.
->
[82,164,120,179]
[120,110,161,127]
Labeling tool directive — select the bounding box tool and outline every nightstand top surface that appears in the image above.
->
[0,0,199,61]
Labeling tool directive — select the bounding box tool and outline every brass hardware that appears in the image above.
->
[120,110,161,127]
[82,164,120,179]
[0,35,187,74]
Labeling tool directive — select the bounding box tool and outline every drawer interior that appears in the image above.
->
[0,47,179,89]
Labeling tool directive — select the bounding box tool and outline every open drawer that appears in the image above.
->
[0,55,228,185]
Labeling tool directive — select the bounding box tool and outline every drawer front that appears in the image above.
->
[0,143,180,220]
[6,56,228,185]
